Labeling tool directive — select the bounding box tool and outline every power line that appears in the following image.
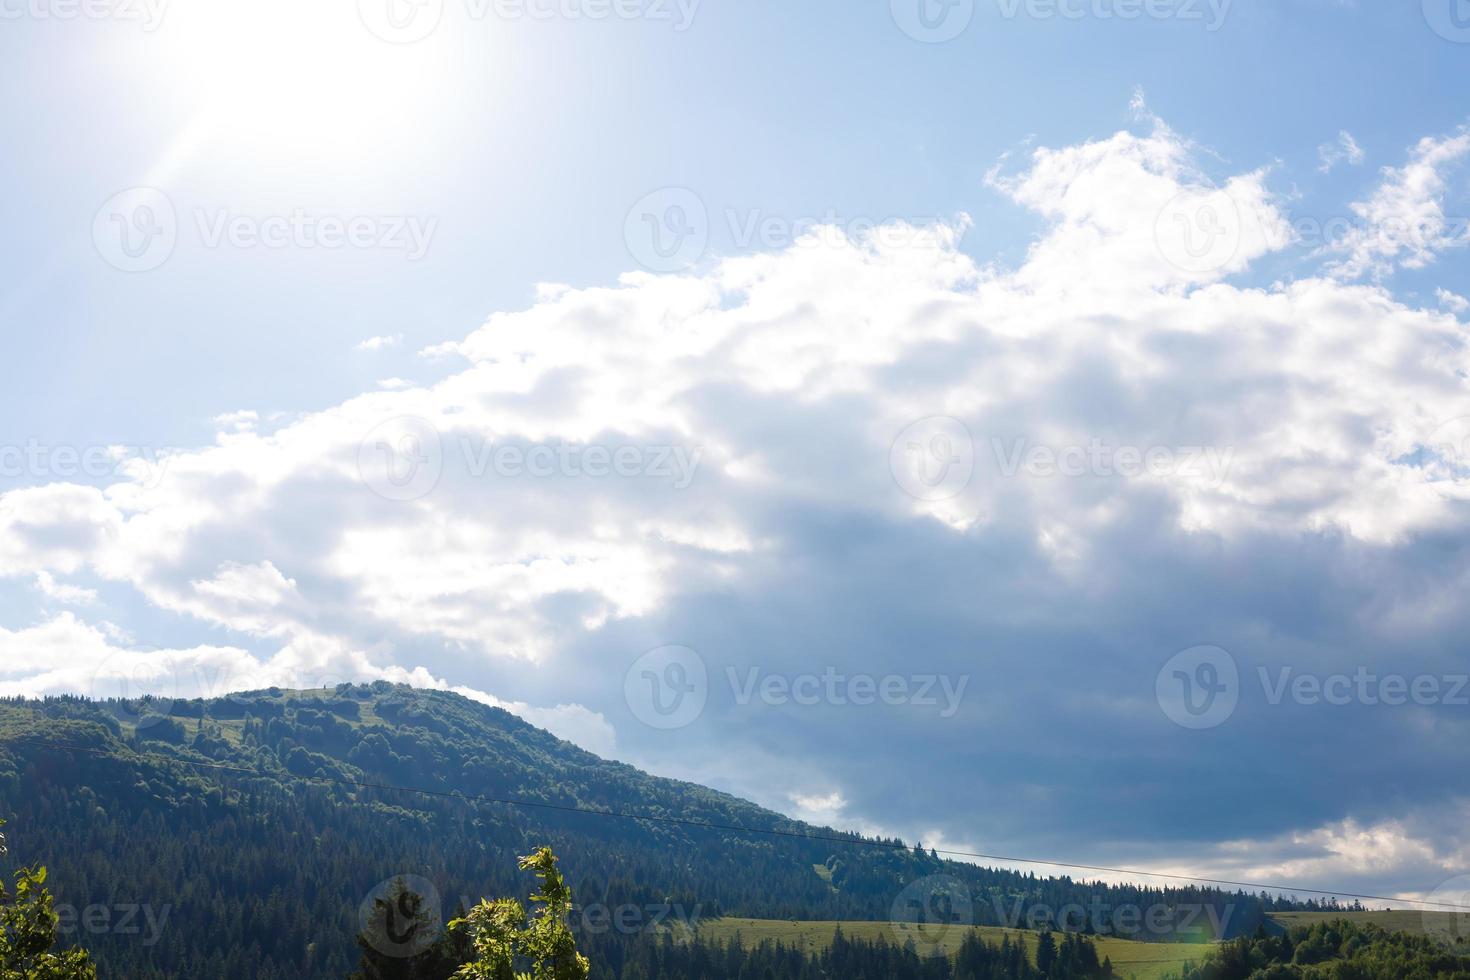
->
[4,733,1468,914]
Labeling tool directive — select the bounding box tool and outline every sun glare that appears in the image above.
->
[145,0,453,162]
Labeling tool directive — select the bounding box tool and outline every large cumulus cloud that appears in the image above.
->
[4,111,1470,902]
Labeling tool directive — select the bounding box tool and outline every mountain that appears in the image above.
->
[0,685,1316,978]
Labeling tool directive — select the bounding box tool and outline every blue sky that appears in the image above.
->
[3,0,1470,904]
[3,0,1467,449]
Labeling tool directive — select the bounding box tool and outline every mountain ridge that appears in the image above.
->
[0,684,1325,978]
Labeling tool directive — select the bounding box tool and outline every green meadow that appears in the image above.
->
[1270,909,1465,939]
[683,917,1215,980]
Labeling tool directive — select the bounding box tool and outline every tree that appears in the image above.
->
[449,848,589,980]
[350,878,460,980]
[1035,930,1057,976]
[0,820,97,980]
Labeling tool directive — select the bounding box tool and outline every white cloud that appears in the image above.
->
[4,112,1470,890]
[1318,130,1365,173]
[34,570,97,605]
[0,611,253,697]
[1326,129,1470,280]
[986,120,1291,293]
[184,561,302,636]
[0,609,596,758]
[5,119,1469,648]
[213,410,260,434]
[1145,809,1470,906]
[0,484,121,575]
[788,791,848,826]
[452,685,617,757]
[5,120,1468,639]
[356,334,404,352]
[1437,288,1469,314]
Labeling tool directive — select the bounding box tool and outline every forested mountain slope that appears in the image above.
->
[0,685,1320,978]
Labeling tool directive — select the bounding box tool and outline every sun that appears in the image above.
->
[140,0,459,166]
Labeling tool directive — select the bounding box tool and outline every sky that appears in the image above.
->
[3,0,1470,908]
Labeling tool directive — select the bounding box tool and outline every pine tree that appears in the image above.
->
[0,820,97,980]
[349,878,451,980]
[1034,930,1057,977]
